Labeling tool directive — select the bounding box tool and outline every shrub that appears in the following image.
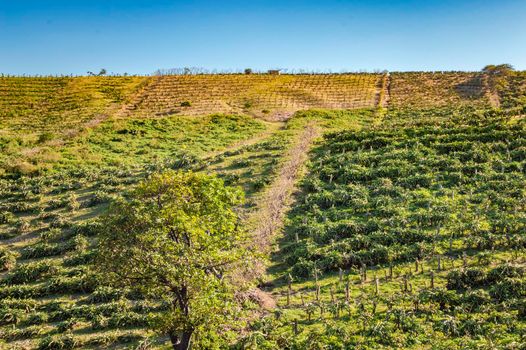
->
[0,247,16,271]
[15,217,31,234]
[180,101,192,107]
[446,268,486,290]
[87,286,123,303]
[63,251,95,266]
[40,228,62,242]
[38,333,78,350]
[0,211,15,224]
[66,194,80,212]
[38,132,55,143]
[4,261,58,284]
[19,312,48,326]
[20,242,72,259]
[72,221,102,237]
[88,191,113,206]
[489,278,526,301]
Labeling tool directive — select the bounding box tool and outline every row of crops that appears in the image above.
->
[261,108,526,349]
[132,74,381,118]
[0,113,304,349]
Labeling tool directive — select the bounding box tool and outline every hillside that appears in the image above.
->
[0,72,526,349]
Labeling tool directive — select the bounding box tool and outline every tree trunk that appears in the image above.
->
[168,330,193,350]
[169,332,179,350]
[179,331,193,350]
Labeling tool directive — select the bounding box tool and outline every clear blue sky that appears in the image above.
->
[1,0,525,75]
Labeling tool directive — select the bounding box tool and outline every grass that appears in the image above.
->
[1,73,526,349]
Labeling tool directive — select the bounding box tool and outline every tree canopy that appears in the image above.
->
[95,171,247,350]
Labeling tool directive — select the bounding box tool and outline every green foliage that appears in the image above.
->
[95,170,248,348]
[0,247,16,272]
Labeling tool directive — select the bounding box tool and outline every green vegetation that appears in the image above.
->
[262,108,526,349]
[1,71,526,349]
[96,171,247,350]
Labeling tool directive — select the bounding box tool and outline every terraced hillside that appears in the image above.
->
[263,109,526,349]
[0,76,149,177]
[1,72,526,349]
[389,72,491,109]
[127,74,381,119]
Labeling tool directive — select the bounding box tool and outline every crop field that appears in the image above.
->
[0,70,526,349]
[128,74,381,119]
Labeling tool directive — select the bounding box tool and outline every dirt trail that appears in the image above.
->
[247,123,319,275]
[237,122,319,310]
[374,72,390,109]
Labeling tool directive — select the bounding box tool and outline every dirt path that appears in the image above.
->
[237,122,319,310]
[374,72,390,109]
[246,123,319,276]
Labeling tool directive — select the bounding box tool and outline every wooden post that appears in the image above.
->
[430,270,435,289]
[330,287,335,303]
[294,231,299,243]
[300,293,305,307]
[293,320,298,335]
[415,259,419,273]
[362,264,367,282]
[287,275,292,306]
[403,275,408,293]
[463,252,468,268]
[315,268,320,301]
[437,255,442,271]
[339,268,343,283]
[345,279,350,302]
[375,276,380,295]
[389,263,393,279]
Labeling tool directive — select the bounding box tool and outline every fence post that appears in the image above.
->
[287,275,292,306]
[293,320,298,335]
[345,278,350,302]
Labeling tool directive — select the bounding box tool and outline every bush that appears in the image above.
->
[87,286,123,303]
[489,278,526,301]
[4,261,58,284]
[0,211,15,224]
[66,194,80,212]
[0,247,16,271]
[38,132,55,143]
[15,217,31,234]
[446,268,486,290]
[38,333,78,350]
[180,101,192,107]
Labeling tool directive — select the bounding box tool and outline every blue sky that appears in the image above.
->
[1,0,525,75]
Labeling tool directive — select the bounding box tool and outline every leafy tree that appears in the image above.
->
[95,171,247,350]
[482,64,514,76]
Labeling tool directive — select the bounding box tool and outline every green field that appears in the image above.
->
[1,70,526,349]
